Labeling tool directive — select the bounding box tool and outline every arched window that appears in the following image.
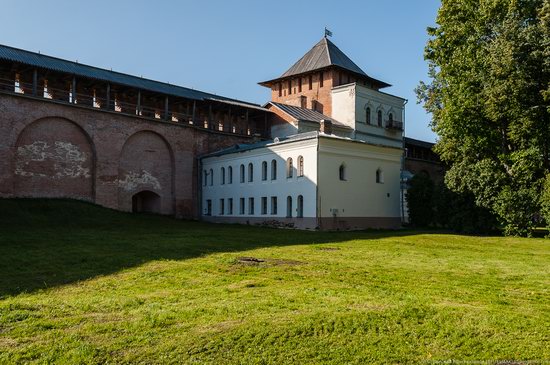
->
[221,167,225,185]
[297,195,304,218]
[240,164,245,183]
[262,161,268,181]
[248,163,254,182]
[271,159,277,180]
[297,156,304,177]
[209,169,214,186]
[366,107,371,124]
[377,110,383,127]
[339,163,346,181]
[228,166,233,184]
[389,113,393,122]
[203,170,207,186]
[286,157,293,178]
[376,169,384,184]
[287,196,293,218]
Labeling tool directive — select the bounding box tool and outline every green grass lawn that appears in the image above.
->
[0,199,548,364]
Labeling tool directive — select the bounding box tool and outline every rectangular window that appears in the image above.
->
[228,198,233,215]
[319,72,324,88]
[288,80,292,95]
[239,198,245,215]
[298,78,302,92]
[206,200,212,216]
[278,83,282,97]
[248,197,255,215]
[219,199,225,215]
[271,196,278,215]
[308,75,313,90]
[261,197,268,215]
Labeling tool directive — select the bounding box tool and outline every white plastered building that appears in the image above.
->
[200,37,406,230]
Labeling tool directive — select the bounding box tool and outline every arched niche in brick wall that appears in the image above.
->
[13,117,95,200]
[118,130,174,215]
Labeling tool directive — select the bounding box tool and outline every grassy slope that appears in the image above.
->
[0,199,548,364]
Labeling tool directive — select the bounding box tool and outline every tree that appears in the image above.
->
[406,173,435,227]
[417,0,550,236]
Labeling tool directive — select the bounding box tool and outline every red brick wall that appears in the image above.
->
[14,117,95,201]
[268,70,334,116]
[0,93,251,218]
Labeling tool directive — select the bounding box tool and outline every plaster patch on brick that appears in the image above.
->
[117,170,161,191]
[15,141,91,178]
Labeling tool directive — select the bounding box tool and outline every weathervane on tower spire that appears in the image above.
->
[324,27,333,38]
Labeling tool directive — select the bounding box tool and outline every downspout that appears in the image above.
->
[400,99,409,225]
[198,157,203,221]
[316,133,321,230]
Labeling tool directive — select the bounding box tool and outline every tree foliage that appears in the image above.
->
[406,174,435,227]
[417,0,550,236]
[407,174,498,233]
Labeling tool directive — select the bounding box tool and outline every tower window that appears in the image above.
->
[262,161,268,181]
[298,78,302,93]
[339,164,346,181]
[288,80,292,95]
[308,75,313,90]
[376,169,384,184]
[271,196,278,215]
[286,196,293,218]
[366,107,371,124]
[248,163,254,182]
[297,156,304,177]
[261,197,268,215]
[205,200,212,216]
[319,72,324,88]
[239,198,245,215]
[286,157,293,178]
[278,83,282,97]
[271,160,277,180]
[228,198,233,215]
[248,197,255,215]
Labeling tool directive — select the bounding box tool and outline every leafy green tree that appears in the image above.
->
[406,174,435,227]
[417,0,550,236]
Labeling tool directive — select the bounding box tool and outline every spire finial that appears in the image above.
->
[324,27,333,38]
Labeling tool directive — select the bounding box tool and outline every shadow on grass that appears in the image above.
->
[0,198,422,298]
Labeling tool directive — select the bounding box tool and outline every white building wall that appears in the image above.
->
[316,137,402,230]
[201,137,319,229]
[331,84,405,149]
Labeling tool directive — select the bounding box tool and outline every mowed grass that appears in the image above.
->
[0,199,548,364]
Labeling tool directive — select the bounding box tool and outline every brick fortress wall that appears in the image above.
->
[0,93,251,218]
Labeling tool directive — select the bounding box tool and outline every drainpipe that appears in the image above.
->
[316,133,321,230]
[198,157,203,221]
[400,99,409,225]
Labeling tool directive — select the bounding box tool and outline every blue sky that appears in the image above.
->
[1,0,440,142]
